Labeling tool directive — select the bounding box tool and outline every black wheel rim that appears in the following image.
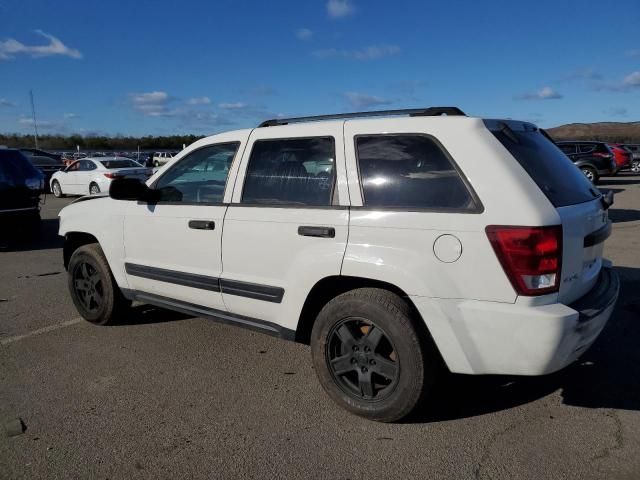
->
[72,261,104,313]
[326,317,399,401]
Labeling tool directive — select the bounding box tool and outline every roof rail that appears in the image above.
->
[258,106,466,127]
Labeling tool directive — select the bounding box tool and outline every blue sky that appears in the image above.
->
[0,0,638,136]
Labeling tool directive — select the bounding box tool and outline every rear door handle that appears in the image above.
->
[298,226,335,238]
[188,220,215,230]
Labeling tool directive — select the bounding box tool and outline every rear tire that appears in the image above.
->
[52,180,64,198]
[89,183,100,195]
[581,166,598,183]
[310,288,438,422]
[67,243,131,325]
[632,160,640,174]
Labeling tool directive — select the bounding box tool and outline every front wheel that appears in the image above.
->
[51,180,64,198]
[581,166,598,183]
[631,160,640,174]
[311,288,438,422]
[154,160,160,167]
[68,243,131,325]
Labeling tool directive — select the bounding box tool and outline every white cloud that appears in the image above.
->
[515,86,563,100]
[593,71,640,92]
[296,28,313,41]
[313,44,400,61]
[622,71,640,87]
[327,0,355,18]
[129,91,171,115]
[186,96,211,105]
[64,112,79,119]
[18,117,65,131]
[560,67,602,82]
[219,102,248,110]
[0,98,15,107]
[604,107,628,117]
[0,30,82,60]
[626,49,640,57]
[343,92,391,109]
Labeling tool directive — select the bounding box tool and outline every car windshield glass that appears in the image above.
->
[485,120,599,207]
[31,156,63,166]
[99,159,140,169]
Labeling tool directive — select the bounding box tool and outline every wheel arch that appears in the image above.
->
[295,275,432,347]
[63,231,100,270]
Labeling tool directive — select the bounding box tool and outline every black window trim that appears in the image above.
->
[352,133,484,214]
[148,141,241,205]
[239,135,338,208]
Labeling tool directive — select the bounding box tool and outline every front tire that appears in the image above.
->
[67,243,131,325]
[51,180,64,198]
[311,288,438,422]
[581,166,598,183]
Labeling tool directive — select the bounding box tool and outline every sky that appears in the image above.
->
[0,0,639,137]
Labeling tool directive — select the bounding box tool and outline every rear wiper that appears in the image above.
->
[498,122,520,144]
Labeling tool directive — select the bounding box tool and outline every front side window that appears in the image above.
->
[154,143,239,203]
[242,137,335,205]
[355,135,475,210]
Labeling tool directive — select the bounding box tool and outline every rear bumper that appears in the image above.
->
[413,267,619,375]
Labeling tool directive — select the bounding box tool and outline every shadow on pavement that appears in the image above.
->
[598,177,640,186]
[408,265,640,423]
[608,208,640,223]
[0,218,63,252]
[109,304,195,326]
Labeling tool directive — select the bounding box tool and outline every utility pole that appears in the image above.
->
[29,90,39,149]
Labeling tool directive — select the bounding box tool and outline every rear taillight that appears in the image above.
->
[103,173,118,179]
[594,152,612,159]
[486,225,562,296]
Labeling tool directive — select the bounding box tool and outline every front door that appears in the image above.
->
[122,137,246,310]
[221,124,350,333]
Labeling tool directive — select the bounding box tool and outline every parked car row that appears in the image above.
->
[555,141,636,183]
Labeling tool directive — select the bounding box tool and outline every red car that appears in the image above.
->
[609,144,632,173]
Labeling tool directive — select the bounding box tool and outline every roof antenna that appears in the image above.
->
[29,90,39,149]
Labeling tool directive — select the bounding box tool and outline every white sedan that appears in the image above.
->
[50,157,152,197]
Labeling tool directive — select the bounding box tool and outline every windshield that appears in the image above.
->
[98,159,142,169]
[485,120,599,207]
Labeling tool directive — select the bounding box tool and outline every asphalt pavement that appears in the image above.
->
[1,177,640,480]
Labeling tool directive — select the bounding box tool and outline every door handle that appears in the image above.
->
[188,220,215,230]
[298,226,335,238]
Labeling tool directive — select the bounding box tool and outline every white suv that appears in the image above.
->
[58,107,619,422]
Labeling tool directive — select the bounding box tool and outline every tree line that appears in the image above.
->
[0,133,205,151]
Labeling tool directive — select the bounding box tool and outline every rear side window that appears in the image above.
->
[558,144,576,155]
[242,137,335,206]
[355,135,476,210]
[486,121,599,207]
[0,150,42,183]
[578,144,596,154]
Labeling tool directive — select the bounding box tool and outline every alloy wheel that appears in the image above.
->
[326,317,399,401]
[72,261,104,313]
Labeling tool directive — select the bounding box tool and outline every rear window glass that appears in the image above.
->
[485,121,599,207]
[355,135,476,210]
[99,159,140,169]
[0,150,42,183]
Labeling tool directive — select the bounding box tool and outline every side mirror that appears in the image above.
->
[109,177,158,202]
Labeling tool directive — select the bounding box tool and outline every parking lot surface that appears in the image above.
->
[1,177,640,480]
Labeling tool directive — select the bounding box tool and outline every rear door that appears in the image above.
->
[61,161,81,194]
[221,124,350,333]
[488,122,608,303]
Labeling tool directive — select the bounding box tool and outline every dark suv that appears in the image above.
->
[555,141,616,183]
[20,148,65,192]
[0,148,44,227]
